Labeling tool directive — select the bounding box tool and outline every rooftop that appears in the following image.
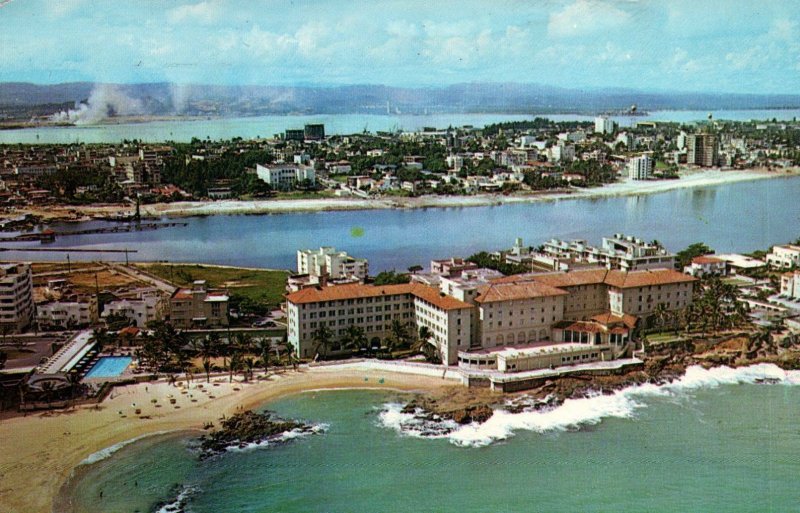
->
[286,282,473,311]
[475,281,569,303]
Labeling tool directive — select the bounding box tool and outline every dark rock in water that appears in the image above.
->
[198,410,315,459]
[451,404,493,424]
[754,377,781,385]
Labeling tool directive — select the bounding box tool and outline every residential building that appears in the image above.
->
[627,155,652,180]
[285,129,305,142]
[543,234,675,272]
[297,247,368,281]
[595,116,615,135]
[684,256,727,278]
[169,281,229,329]
[780,271,800,300]
[687,133,718,167]
[0,263,34,333]
[304,124,325,141]
[36,295,98,330]
[430,258,478,276]
[767,244,800,269]
[102,291,164,328]
[256,164,316,189]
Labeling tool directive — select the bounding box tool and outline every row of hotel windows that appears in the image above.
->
[307,312,411,328]
[485,316,557,328]
[305,296,409,308]
[486,305,558,318]
[304,303,407,319]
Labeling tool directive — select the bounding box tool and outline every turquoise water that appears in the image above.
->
[5,175,800,271]
[84,357,132,379]
[2,109,800,144]
[65,366,800,513]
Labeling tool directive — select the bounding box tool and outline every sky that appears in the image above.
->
[0,0,799,94]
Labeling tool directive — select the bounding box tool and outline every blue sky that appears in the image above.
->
[0,0,798,93]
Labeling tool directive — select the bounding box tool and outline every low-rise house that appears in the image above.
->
[103,291,164,328]
[169,281,229,329]
[684,256,727,278]
[767,244,800,269]
[781,271,800,300]
[36,295,98,330]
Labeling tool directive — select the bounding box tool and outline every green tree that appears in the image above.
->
[312,325,335,360]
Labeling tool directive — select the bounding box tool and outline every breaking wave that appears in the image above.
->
[379,364,800,448]
[221,423,328,454]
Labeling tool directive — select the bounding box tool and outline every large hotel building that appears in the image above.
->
[286,267,696,372]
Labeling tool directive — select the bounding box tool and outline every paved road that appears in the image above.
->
[105,263,177,294]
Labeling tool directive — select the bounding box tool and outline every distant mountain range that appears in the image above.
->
[2,82,800,121]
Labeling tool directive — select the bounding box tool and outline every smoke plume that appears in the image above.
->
[50,84,146,124]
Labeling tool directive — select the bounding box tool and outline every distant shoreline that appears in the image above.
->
[141,167,798,218]
[15,167,798,223]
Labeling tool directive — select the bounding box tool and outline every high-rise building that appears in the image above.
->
[686,133,718,167]
[0,263,34,333]
[284,129,305,142]
[304,124,325,141]
[594,116,616,135]
[627,155,652,180]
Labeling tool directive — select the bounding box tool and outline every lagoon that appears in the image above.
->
[5,175,800,272]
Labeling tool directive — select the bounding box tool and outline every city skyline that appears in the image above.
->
[0,0,798,94]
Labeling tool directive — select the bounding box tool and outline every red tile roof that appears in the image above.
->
[604,269,696,289]
[691,256,723,264]
[475,281,568,303]
[286,283,472,311]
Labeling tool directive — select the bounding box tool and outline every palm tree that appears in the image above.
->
[412,326,433,354]
[243,357,256,382]
[389,320,410,350]
[652,303,670,333]
[228,351,242,383]
[341,325,367,355]
[202,357,213,383]
[312,325,334,361]
[90,328,115,352]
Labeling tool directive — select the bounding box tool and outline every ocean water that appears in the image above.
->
[6,175,800,271]
[64,365,800,513]
[3,109,800,144]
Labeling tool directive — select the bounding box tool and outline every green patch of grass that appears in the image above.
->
[136,263,289,305]
[646,332,687,345]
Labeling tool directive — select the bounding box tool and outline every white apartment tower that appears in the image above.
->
[594,116,615,135]
[0,263,34,333]
[297,247,369,281]
[627,155,652,180]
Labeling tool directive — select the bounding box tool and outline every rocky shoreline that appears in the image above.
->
[397,335,800,432]
[197,410,319,459]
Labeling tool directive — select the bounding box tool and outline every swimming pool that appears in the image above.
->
[84,356,133,379]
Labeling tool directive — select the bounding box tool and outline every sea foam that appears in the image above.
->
[80,430,175,465]
[379,364,800,448]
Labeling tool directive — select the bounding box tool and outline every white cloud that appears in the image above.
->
[548,0,632,38]
[167,1,222,25]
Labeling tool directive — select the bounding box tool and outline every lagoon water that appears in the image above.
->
[7,175,800,271]
[64,370,800,513]
[3,109,800,144]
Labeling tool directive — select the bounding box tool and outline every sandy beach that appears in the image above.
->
[0,365,454,513]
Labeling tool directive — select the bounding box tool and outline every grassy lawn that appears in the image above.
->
[645,332,687,345]
[135,263,289,305]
